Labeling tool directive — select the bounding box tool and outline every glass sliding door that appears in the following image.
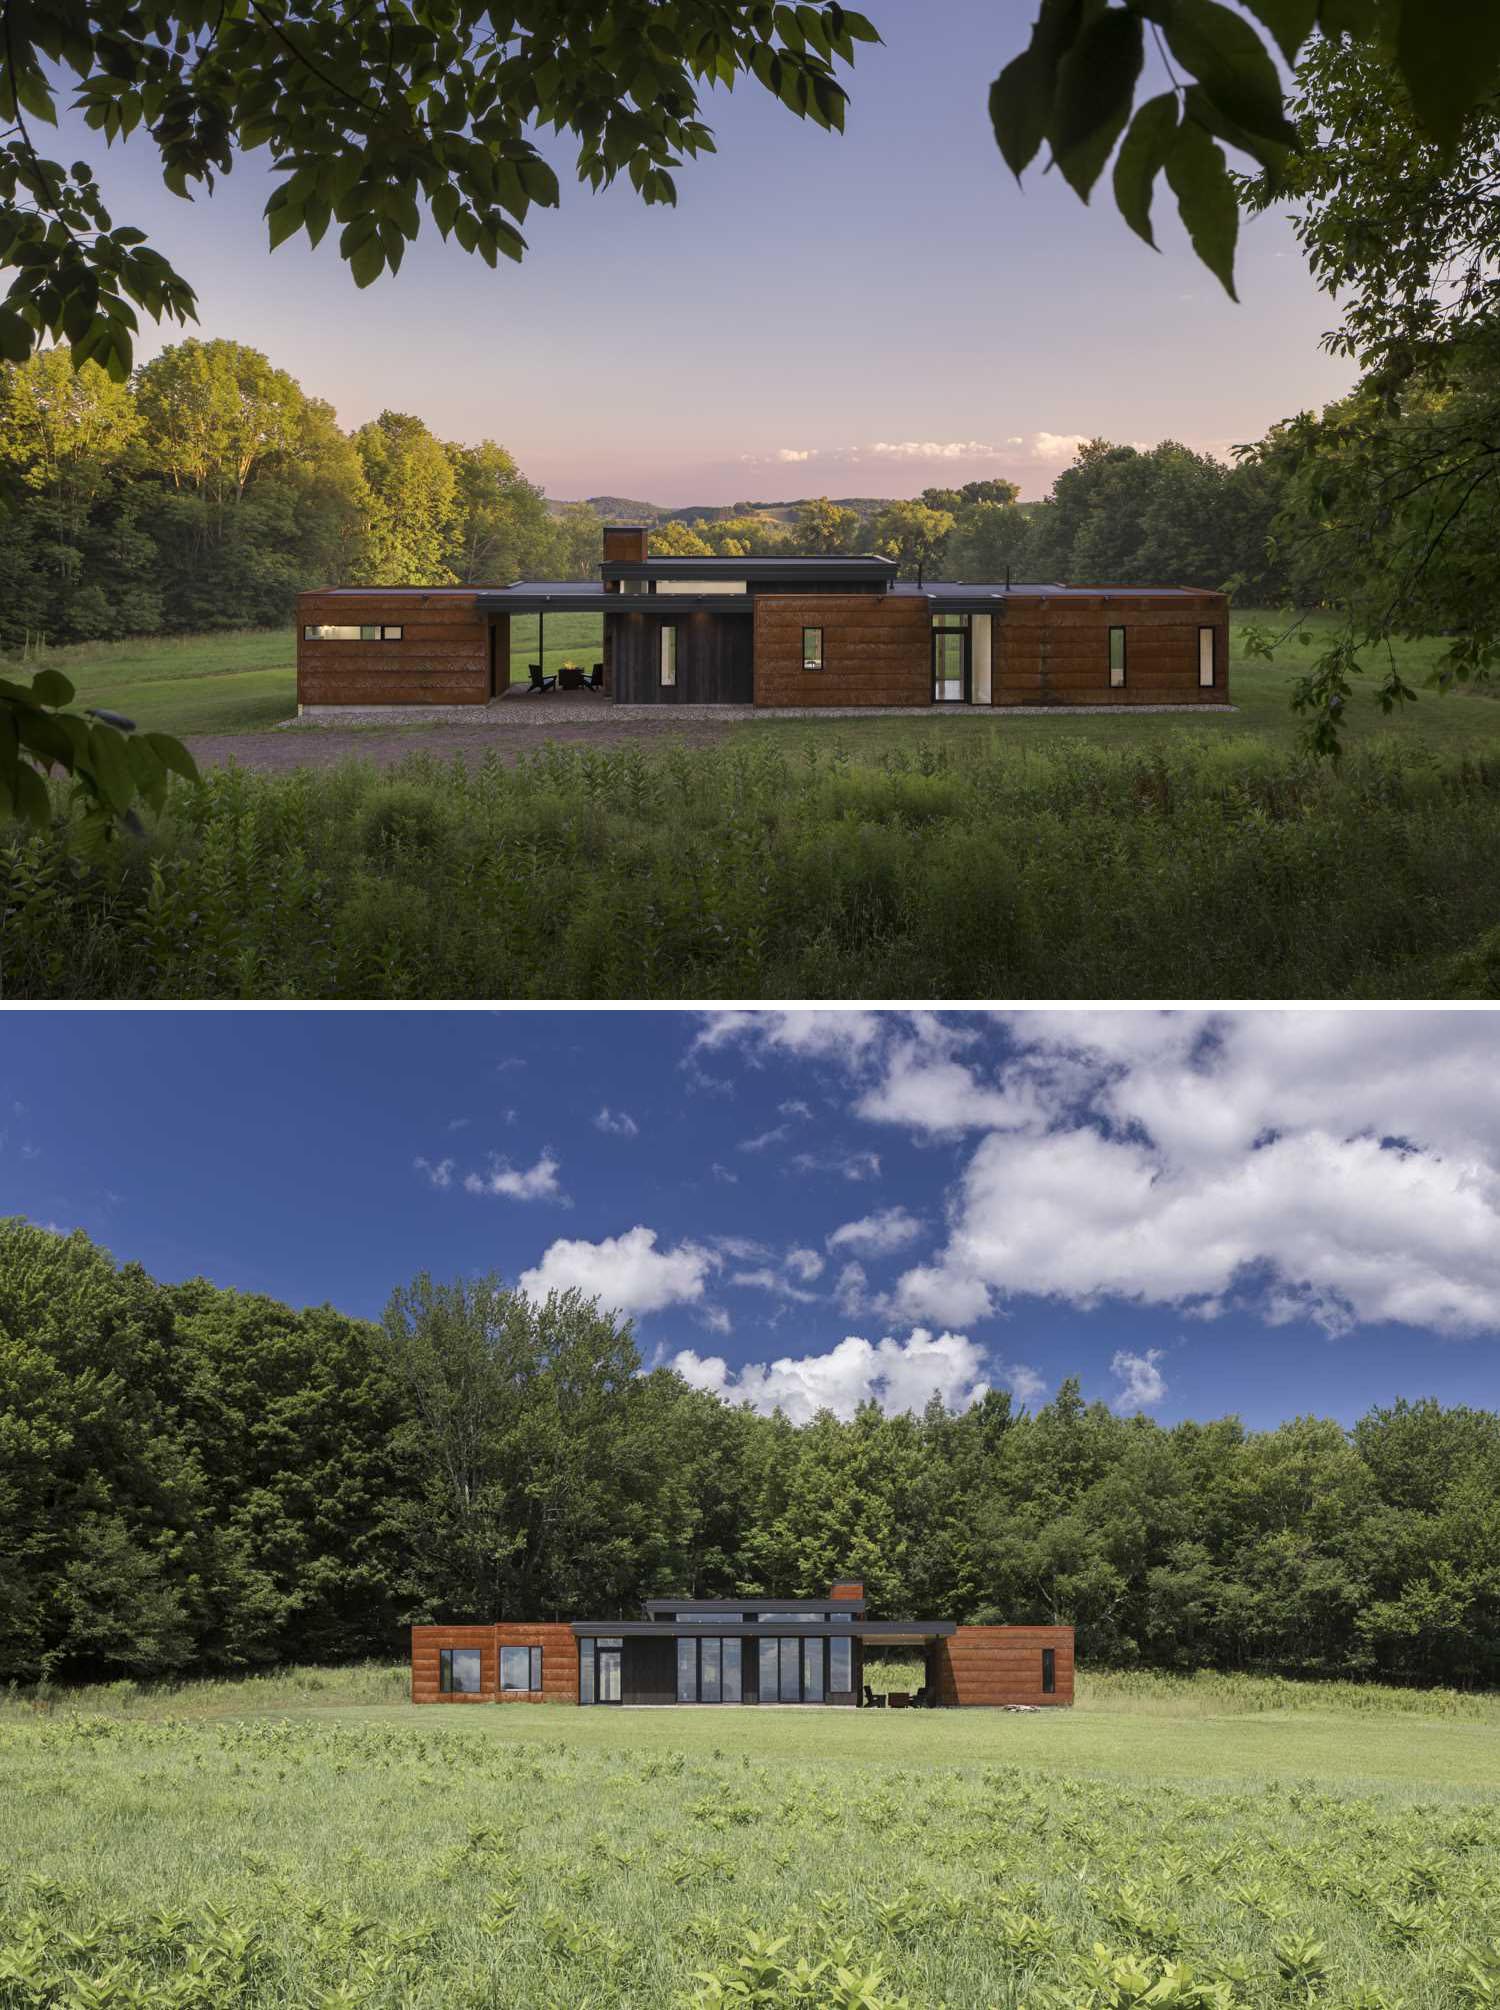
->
[598,1648,622,1703]
[677,1637,698,1702]
[779,1637,801,1702]
[723,1638,742,1702]
[803,1638,824,1702]
[759,1638,779,1702]
[701,1638,722,1702]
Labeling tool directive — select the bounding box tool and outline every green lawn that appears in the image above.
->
[2,1668,1498,2006]
[8,612,1500,749]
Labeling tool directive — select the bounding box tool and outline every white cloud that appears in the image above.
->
[1112,1348,1167,1413]
[776,447,813,462]
[463,1150,565,1202]
[779,1100,814,1121]
[414,1155,455,1189]
[790,1149,882,1181]
[827,1206,923,1256]
[786,1247,826,1283]
[867,440,1010,461]
[666,1327,991,1426]
[855,1039,1044,1136]
[520,1225,716,1317]
[1029,431,1091,463]
[445,1117,471,1133]
[729,1265,821,1304]
[998,1361,1047,1406]
[594,1107,639,1138]
[693,1010,884,1065]
[697,1304,733,1337]
[739,1124,791,1153]
[833,1261,870,1315]
[886,1012,1500,1339]
[711,1162,739,1184]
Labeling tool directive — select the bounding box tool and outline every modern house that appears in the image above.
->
[298,525,1229,711]
[411,1581,1074,1708]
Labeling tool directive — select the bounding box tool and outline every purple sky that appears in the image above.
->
[74,1,1356,503]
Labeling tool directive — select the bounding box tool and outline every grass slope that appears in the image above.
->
[2,1669,1497,2007]
[2,630,297,734]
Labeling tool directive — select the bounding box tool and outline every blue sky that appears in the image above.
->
[53,0,1357,502]
[7,1009,1498,1431]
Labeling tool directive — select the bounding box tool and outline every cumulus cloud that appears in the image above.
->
[463,1150,565,1202]
[693,1010,885,1065]
[1111,1348,1167,1412]
[594,1107,639,1138]
[826,1206,923,1256]
[786,1247,826,1283]
[666,1327,991,1426]
[413,1156,455,1189]
[881,1012,1500,1339]
[519,1225,715,1316]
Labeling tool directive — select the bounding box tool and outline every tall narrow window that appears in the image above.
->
[802,627,824,670]
[529,1646,543,1692]
[1109,626,1126,688]
[440,1647,482,1694]
[802,1638,824,1702]
[759,1638,779,1702]
[828,1637,852,1693]
[1042,1647,1056,1695]
[1198,626,1216,686]
[723,1637,742,1703]
[677,1636,698,1702]
[579,1639,595,1704]
[701,1637,722,1702]
[780,1636,801,1703]
[500,1645,535,1692]
[660,624,678,687]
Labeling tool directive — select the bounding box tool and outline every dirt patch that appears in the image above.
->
[185,714,740,774]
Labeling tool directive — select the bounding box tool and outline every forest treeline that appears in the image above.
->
[1,336,1316,652]
[3,1220,1496,1691]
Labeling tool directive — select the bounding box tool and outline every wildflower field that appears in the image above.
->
[2,1672,1498,2008]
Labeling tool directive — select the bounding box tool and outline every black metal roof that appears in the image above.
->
[602,555,897,583]
[569,1618,955,1638]
[474,585,753,614]
[643,1596,868,1615]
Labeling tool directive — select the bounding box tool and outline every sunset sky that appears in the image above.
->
[58,0,1356,502]
[10,1010,1498,1432]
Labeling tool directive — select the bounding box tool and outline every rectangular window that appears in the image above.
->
[1109,626,1126,687]
[660,625,677,687]
[700,1637,722,1702]
[1198,626,1216,686]
[579,1639,595,1704]
[500,1645,536,1692]
[654,579,747,595]
[302,624,403,641]
[828,1637,852,1692]
[1042,1648,1056,1695]
[723,1637,742,1703]
[780,1636,801,1703]
[440,1647,482,1694]
[802,626,824,670]
[802,1638,824,1702]
[759,1638,779,1703]
[677,1636,698,1702]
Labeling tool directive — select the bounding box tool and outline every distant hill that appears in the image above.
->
[545,495,899,525]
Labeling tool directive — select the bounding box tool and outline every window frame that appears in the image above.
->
[677,1635,698,1702]
[828,1636,852,1693]
[302,624,403,642]
[1198,625,1216,687]
[1108,625,1126,688]
[500,1644,540,1693]
[439,1646,482,1695]
[660,623,678,687]
[579,1637,595,1705]
[801,626,824,671]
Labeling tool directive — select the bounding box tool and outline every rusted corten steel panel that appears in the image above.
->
[411,1624,499,1704]
[754,594,930,707]
[603,527,649,565]
[495,1623,579,1705]
[935,1625,1075,1707]
[996,596,1228,708]
[830,1580,864,1601]
[297,589,490,706]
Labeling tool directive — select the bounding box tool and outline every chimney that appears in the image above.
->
[829,1579,864,1601]
[603,523,650,565]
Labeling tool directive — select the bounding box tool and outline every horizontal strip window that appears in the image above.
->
[655,579,747,594]
[500,1645,542,1691]
[439,1647,481,1694]
[1109,626,1126,688]
[1198,626,1216,687]
[303,624,404,641]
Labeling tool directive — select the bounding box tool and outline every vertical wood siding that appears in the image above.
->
[608,610,753,703]
[934,1626,1075,1706]
[297,591,489,706]
[753,594,931,706]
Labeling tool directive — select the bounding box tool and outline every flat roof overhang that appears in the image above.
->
[570,1619,955,1639]
[475,589,754,615]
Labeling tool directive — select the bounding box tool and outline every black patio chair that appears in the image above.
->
[527,663,556,693]
[863,1683,875,1708]
[588,663,604,690]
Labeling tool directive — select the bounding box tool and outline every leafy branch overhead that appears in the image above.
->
[990,0,1500,298]
[0,0,878,378]
[0,670,199,839]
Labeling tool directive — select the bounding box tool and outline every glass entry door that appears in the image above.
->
[932,627,969,703]
[598,1648,622,1703]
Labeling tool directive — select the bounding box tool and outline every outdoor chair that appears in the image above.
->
[588,664,604,690]
[527,664,556,693]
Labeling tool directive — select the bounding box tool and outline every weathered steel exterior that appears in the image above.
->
[753,592,933,707]
[298,590,490,707]
[410,1623,578,1703]
[936,1625,1075,1707]
[996,593,1227,707]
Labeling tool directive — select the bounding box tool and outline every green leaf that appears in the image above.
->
[86,722,136,816]
[1112,91,1179,246]
[1396,0,1500,151]
[0,306,32,363]
[1241,0,1317,62]
[14,709,76,768]
[28,668,76,708]
[143,732,201,784]
[1165,116,1239,299]
[126,733,168,814]
[11,760,51,829]
[266,198,304,251]
[349,235,385,288]
[1183,83,1293,176]
[989,0,1091,180]
[1162,0,1297,144]
[1052,7,1144,199]
[1317,0,1380,35]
